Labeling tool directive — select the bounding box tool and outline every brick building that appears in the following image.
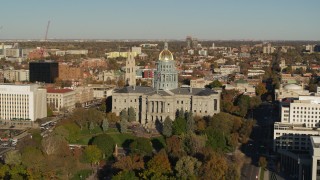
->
[58,63,83,81]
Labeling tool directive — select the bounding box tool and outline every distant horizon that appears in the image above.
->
[1,1,319,41]
[0,38,319,42]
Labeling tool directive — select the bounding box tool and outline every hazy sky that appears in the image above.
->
[1,0,319,40]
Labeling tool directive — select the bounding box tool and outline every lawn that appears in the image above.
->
[75,128,136,146]
[74,128,165,150]
[71,169,93,180]
[151,136,166,151]
[80,126,119,135]
[109,133,136,147]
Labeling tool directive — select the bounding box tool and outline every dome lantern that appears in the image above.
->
[159,42,174,61]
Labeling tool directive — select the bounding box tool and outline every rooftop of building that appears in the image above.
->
[29,60,57,63]
[235,79,248,84]
[114,86,219,96]
[311,136,320,148]
[283,84,302,90]
[274,122,320,132]
[47,88,74,94]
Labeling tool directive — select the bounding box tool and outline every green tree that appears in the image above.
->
[113,154,144,171]
[47,107,53,117]
[186,112,194,133]
[162,116,173,137]
[91,134,116,159]
[239,119,255,143]
[199,153,228,180]
[120,109,128,121]
[206,128,227,151]
[166,135,185,158]
[9,164,28,180]
[172,117,187,135]
[147,150,171,174]
[206,80,222,88]
[4,150,21,166]
[53,126,69,140]
[83,145,102,165]
[226,163,240,180]
[112,170,139,180]
[130,137,153,156]
[178,108,184,119]
[183,133,207,155]
[128,107,136,122]
[62,123,81,143]
[89,121,95,133]
[142,150,172,179]
[0,164,9,179]
[21,147,45,173]
[255,83,267,96]
[175,156,201,179]
[99,101,107,113]
[120,117,128,133]
[249,96,262,109]
[106,112,120,123]
[41,134,69,156]
[236,95,250,117]
[101,118,109,132]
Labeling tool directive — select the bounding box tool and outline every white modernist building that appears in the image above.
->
[274,95,320,179]
[311,136,320,180]
[0,84,47,123]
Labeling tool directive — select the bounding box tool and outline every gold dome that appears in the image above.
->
[159,49,174,61]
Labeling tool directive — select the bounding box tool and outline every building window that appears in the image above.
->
[214,99,217,111]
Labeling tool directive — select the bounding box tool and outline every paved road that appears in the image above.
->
[241,102,275,179]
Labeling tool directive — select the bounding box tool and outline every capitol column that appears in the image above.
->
[142,96,148,125]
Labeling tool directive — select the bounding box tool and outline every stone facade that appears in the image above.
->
[112,86,220,127]
[125,52,136,86]
[112,44,221,128]
[47,88,76,112]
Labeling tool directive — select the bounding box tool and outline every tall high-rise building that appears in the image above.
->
[29,61,58,83]
[125,52,136,86]
[0,84,47,124]
[314,45,320,53]
[186,36,192,49]
[305,44,315,53]
[263,43,275,54]
[192,38,198,49]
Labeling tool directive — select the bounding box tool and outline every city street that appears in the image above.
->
[241,102,279,180]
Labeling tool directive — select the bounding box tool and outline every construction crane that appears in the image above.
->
[44,21,50,42]
[41,21,50,59]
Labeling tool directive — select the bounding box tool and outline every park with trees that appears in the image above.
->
[0,94,256,180]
